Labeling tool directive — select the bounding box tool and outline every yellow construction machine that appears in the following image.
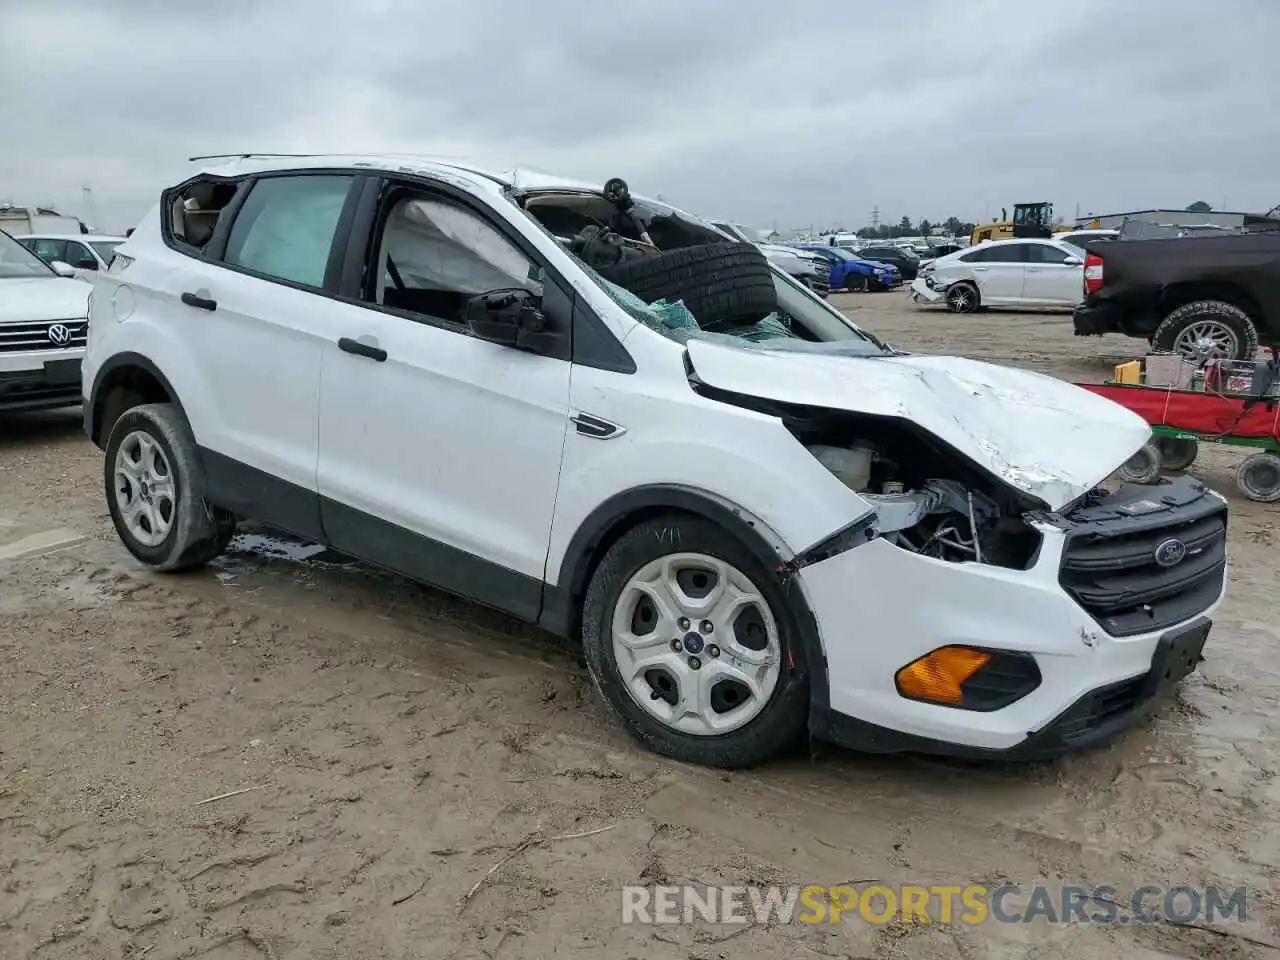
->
[969,202,1074,245]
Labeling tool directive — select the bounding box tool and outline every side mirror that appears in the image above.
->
[50,261,77,278]
[1062,256,1083,266]
[465,288,559,354]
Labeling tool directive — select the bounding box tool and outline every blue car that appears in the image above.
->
[795,244,898,291]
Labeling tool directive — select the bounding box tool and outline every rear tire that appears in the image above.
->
[104,402,237,571]
[1235,452,1280,502]
[598,242,776,327]
[1150,300,1259,362]
[580,515,809,769]
[1155,436,1198,471]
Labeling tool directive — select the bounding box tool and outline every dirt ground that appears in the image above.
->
[2,293,1278,960]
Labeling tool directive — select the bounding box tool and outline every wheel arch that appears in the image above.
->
[539,484,832,731]
[1157,282,1262,320]
[87,352,189,449]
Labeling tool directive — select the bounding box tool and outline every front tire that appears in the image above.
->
[580,516,809,769]
[1236,452,1280,502]
[947,282,979,313]
[104,402,237,571]
[1117,441,1162,484]
[1155,436,1198,471]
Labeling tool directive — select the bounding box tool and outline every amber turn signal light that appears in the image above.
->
[895,646,992,706]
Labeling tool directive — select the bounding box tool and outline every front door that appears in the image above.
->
[316,183,572,620]
[1023,243,1084,305]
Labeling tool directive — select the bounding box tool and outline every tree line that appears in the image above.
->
[824,216,979,240]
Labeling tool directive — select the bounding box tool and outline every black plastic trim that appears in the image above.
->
[200,447,325,543]
[570,296,637,373]
[196,448,544,621]
[570,412,620,438]
[321,498,543,623]
[85,351,189,447]
[893,647,1043,713]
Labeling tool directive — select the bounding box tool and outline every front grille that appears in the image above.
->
[1058,478,1227,637]
[0,372,81,411]
[0,319,87,353]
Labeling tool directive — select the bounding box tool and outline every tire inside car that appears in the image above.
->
[598,242,777,328]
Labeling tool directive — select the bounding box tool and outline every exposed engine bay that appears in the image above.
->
[689,383,1046,570]
[811,423,1045,568]
[810,434,1043,568]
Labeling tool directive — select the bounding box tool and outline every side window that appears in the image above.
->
[26,238,67,263]
[984,244,1033,263]
[165,178,240,252]
[959,246,989,263]
[367,193,542,329]
[65,241,99,268]
[1032,244,1072,264]
[223,175,354,287]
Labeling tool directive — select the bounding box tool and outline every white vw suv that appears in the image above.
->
[82,156,1227,768]
[1,228,91,413]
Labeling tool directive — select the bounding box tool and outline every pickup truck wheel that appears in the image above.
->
[104,402,237,571]
[1235,452,1280,502]
[1117,441,1162,484]
[1155,436,1198,471]
[946,282,979,313]
[580,515,809,769]
[598,242,777,327]
[1151,300,1259,362]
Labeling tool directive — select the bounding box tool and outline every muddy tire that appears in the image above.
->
[946,282,979,313]
[1235,452,1280,502]
[1117,442,1162,484]
[580,515,809,769]
[1151,300,1259,362]
[104,402,237,571]
[598,242,776,326]
[1155,436,1199,471]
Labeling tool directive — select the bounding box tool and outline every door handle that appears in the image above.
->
[338,336,387,362]
[181,292,217,311]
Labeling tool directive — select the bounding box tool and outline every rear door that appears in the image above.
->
[1023,243,1084,305]
[160,171,364,539]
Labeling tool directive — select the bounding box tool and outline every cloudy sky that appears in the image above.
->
[1,0,1275,234]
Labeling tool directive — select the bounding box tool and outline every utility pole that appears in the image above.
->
[82,186,99,231]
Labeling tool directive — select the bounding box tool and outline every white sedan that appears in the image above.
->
[910,237,1087,313]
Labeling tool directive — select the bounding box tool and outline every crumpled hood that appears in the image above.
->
[0,277,90,324]
[685,339,1152,510]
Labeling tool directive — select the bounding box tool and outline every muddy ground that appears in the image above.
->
[2,294,1278,960]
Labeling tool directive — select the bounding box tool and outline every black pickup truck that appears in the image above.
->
[1072,229,1280,362]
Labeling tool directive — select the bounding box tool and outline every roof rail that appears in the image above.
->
[186,153,327,162]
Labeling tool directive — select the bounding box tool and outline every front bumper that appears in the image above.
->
[909,277,943,303]
[0,350,84,413]
[800,477,1227,756]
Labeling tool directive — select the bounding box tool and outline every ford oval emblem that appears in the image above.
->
[1153,538,1188,568]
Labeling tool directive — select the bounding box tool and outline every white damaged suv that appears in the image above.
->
[82,156,1227,767]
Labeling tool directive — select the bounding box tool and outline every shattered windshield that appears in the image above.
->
[586,261,889,357]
